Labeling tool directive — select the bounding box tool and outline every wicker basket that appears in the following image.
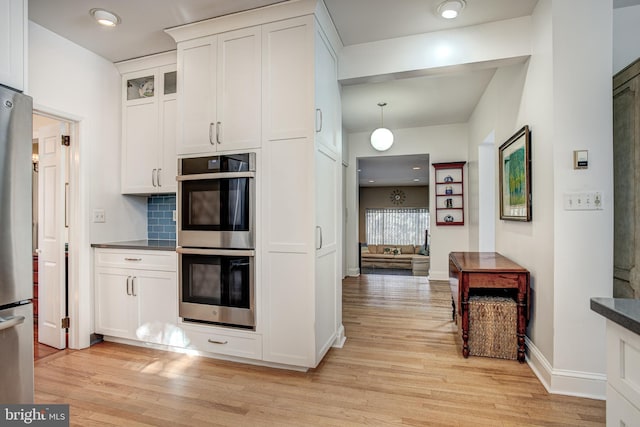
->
[468,296,517,360]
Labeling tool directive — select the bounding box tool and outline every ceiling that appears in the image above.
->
[28,0,636,186]
[358,155,429,188]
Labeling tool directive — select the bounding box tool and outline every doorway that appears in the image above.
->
[357,154,430,277]
[32,113,73,359]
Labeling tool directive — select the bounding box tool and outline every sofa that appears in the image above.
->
[361,244,429,270]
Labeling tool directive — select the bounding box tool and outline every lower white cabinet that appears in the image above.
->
[94,249,180,346]
[605,320,640,425]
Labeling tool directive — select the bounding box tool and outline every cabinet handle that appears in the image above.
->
[157,168,162,187]
[216,122,221,144]
[315,108,323,133]
[209,123,215,145]
[126,276,132,296]
[316,225,323,250]
[207,339,228,345]
[124,257,142,262]
[131,277,137,297]
[152,169,157,187]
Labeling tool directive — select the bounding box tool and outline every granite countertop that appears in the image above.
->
[91,240,176,251]
[591,297,640,336]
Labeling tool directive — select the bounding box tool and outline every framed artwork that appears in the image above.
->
[499,125,531,221]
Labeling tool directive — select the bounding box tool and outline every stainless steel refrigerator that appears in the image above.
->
[0,84,34,403]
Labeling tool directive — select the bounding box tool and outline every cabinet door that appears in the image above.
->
[314,25,339,154]
[217,26,262,151]
[132,270,179,346]
[177,36,217,155]
[0,0,25,91]
[121,69,160,194]
[158,66,177,193]
[94,268,136,339]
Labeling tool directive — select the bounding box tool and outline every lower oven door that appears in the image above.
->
[177,247,255,329]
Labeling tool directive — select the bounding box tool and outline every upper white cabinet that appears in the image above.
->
[0,0,26,92]
[176,26,261,155]
[117,52,177,194]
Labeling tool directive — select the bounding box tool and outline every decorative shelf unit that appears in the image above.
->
[432,161,466,225]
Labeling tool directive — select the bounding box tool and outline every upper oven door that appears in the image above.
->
[178,173,255,248]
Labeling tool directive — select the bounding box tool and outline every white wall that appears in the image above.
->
[468,0,613,398]
[548,0,612,397]
[28,21,147,347]
[345,124,468,279]
[613,4,640,74]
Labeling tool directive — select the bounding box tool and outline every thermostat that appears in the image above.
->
[573,150,588,169]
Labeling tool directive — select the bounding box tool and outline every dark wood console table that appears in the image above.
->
[449,252,530,362]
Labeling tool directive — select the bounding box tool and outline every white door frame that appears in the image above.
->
[34,104,90,349]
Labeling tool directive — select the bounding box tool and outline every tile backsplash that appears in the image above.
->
[148,195,176,240]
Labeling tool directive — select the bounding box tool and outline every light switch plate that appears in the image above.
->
[92,209,106,223]
[563,192,602,210]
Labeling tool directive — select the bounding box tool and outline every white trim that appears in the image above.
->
[347,267,360,277]
[332,324,346,348]
[526,337,606,400]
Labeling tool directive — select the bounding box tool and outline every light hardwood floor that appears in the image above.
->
[34,275,605,426]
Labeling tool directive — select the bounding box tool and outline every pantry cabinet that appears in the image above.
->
[261,14,342,368]
[94,249,179,345]
[117,52,177,194]
[0,0,26,91]
[176,26,261,155]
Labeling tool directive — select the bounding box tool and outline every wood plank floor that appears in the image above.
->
[34,275,605,426]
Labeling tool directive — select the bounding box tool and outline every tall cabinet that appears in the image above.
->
[0,0,26,91]
[613,58,640,299]
[167,0,343,369]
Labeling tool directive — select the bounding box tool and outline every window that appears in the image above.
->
[365,208,429,245]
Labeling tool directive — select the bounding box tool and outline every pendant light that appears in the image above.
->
[370,102,394,152]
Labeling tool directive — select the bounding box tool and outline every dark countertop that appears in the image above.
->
[91,240,176,251]
[591,297,640,336]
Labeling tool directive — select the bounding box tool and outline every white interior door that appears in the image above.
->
[37,122,67,349]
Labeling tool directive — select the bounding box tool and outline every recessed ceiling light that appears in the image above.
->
[413,179,420,182]
[437,0,466,19]
[412,167,421,170]
[90,8,121,27]
[369,180,375,183]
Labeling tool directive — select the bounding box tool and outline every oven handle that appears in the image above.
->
[176,247,255,257]
[176,171,255,181]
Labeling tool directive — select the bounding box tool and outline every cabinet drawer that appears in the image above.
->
[95,249,176,271]
[181,323,262,360]
[606,320,640,410]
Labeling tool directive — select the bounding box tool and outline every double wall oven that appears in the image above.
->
[177,153,256,329]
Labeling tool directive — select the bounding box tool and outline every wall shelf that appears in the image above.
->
[432,161,466,226]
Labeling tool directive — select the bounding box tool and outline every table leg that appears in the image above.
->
[462,290,469,358]
[451,296,455,321]
[517,290,526,363]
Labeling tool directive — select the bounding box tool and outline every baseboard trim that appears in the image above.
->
[429,270,449,281]
[347,267,360,277]
[333,324,346,348]
[526,337,606,400]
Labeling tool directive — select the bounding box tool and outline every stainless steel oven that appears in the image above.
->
[177,153,255,249]
[177,247,255,329]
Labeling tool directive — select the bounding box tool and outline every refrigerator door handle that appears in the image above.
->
[0,315,26,331]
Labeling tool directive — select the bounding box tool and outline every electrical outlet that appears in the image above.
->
[93,209,106,223]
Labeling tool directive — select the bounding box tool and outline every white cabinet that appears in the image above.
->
[0,0,26,91]
[117,52,177,194]
[261,14,342,368]
[605,320,640,425]
[176,26,261,155]
[94,249,180,346]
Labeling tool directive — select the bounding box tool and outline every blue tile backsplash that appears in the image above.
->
[148,195,176,240]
